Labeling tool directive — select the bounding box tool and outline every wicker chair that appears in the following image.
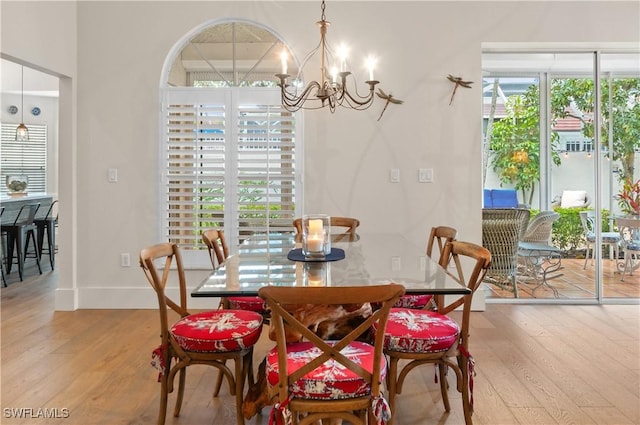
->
[521,211,559,244]
[482,208,530,297]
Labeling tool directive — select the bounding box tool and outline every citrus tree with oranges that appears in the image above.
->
[489,84,561,206]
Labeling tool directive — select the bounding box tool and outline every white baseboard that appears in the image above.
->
[73,287,222,310]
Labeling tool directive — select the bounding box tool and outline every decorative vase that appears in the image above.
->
[5,174,28,195]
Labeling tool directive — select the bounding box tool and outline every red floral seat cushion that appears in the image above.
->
[171,310,263,352]
[227,296,268,313]
[373,308,460,353]
[393,294,433,309]
[266,341,385,400]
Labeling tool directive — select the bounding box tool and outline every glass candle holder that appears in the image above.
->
[302,214,331,258]
[303,262,330,286]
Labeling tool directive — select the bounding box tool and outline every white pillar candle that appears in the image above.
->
[308,219,323,235]
[306,234,324,252]
[308,278,323,286]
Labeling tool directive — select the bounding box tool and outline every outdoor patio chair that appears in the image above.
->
[579,211,620,269]
[615,217,640,281]
[521,211,559,244]
[552,190,591,209]
[482,208,530,297]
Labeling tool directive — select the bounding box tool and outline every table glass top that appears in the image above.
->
[191,232,469,297]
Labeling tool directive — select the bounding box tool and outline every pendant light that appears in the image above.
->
[16,65,29,141]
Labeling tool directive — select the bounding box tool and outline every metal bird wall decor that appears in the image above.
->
[376,88,404,121]
[446,74,473,105]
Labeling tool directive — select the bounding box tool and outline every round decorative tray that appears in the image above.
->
[287,248,345,262]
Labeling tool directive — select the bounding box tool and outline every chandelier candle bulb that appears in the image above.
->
[366,56,376,82]
[280,51,288,75]
[338,44,348,72]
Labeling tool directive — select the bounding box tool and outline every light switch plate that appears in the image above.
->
[390,168,400,183]
[108,168,118,183]
[418,168,433,183]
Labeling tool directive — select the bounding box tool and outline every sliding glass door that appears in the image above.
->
[482,50,640,303]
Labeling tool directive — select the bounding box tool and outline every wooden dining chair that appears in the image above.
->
[202,228,229,268]
[259,284,405,425]
[202,229,269,315]
[395,225,458,309]
[374,240,491,425]
[293,216,360,242]
[140,242,263,425]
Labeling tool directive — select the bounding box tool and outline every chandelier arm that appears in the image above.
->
[342,89,376,108]
[280,80,323,111]
[296,41,323,81]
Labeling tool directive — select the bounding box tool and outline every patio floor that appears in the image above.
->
[484,257,640,299]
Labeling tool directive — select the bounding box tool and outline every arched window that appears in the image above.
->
[161,21,301,265]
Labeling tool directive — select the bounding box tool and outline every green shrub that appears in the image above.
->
[551,208,585,255]
[551,207,613,256]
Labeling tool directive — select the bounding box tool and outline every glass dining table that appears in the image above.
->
[191,231,470,298]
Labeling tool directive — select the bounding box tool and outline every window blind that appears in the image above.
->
[0,123,47,195]
[163,88,298,252]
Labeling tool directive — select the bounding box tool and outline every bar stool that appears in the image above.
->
[1,203,42,281]
[35,200,58,270]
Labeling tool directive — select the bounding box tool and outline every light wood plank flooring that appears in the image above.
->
[1,268,639,425]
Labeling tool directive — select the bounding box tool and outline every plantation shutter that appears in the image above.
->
[236,97,297,241]
[0,123,47,195]
[163,88,298,256]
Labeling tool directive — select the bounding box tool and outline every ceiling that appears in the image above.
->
[1,59,59,97]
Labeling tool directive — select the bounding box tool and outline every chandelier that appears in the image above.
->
[275,0,379,113]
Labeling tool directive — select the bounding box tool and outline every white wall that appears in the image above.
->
[1,1,638,309]
[1,0,77,310]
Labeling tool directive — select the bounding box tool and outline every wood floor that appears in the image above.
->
[1,266,639,425]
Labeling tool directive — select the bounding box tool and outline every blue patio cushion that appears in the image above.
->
[490,189,519,208]
[483,189,493,207]
[587,232,621,243]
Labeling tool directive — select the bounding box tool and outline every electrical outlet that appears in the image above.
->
[120,253,130,267]
[419,256,426,271]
